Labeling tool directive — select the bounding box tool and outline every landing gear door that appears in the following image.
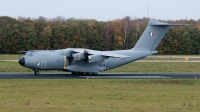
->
[41,61,46,69]
[102,60,107,69]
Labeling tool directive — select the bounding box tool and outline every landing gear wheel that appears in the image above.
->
[92,73,98,75]
[71,72,76,75]
[34,71,39,75]
[78,72,83,75]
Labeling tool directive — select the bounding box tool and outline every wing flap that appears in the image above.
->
[100,52,130,58]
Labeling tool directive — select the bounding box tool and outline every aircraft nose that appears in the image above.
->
[19,57,25,66]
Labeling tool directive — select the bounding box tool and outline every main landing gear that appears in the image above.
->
[71,72,97,75]
[34,70,39,75]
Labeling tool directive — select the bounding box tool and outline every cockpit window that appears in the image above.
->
[25,52,33,57]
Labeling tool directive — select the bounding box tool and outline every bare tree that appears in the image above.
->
[121,16,132,49]
[104,21,110,50]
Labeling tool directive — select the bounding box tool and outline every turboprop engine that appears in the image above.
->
[72,50,89,62]
[73,53,108,63]
[67,49,108,64]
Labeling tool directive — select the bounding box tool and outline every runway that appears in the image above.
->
[0,72,199,79]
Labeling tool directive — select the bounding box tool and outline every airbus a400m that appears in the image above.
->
[18,20,190,75]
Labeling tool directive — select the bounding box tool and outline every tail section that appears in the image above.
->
[133,20,191,51]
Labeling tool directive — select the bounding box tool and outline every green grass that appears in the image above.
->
[105,62,200,73]
[0,62,32,72]
[0,54,23,60]
[142,58,200,60]
[0,79,199,112]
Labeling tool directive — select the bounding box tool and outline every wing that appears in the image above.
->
[73,49,130,58]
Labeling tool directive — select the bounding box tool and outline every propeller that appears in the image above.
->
[82,49,89,63]
[66,51,73,65]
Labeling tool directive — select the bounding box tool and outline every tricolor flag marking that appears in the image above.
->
[148,32,154,36]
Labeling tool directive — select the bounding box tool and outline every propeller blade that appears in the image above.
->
[82,49,89,62]
[67,51,74,65]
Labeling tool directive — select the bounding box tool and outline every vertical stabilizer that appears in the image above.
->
[132,20,190,51]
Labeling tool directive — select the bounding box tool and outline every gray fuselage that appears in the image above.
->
[19,48,156,73]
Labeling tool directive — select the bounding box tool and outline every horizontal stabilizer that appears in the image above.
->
[151,23,192,26]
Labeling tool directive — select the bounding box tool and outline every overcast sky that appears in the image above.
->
[0,0,199,21]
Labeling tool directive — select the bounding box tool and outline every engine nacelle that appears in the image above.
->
[88,54,108,62]
[73,53,84,60]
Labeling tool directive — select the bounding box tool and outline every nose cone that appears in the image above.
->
[19,57,25,66]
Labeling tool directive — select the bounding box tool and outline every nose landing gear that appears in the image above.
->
[34,70,39,75]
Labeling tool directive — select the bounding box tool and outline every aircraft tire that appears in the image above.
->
[78,72,83,75]
[34,71,39,75]
[92,73,97,75]
[71,72,76,75]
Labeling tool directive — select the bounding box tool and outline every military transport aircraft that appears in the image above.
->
[18,20,190,75]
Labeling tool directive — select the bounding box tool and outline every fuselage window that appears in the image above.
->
[25,52,33,57]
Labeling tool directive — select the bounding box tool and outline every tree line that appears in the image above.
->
[0,16,200,54]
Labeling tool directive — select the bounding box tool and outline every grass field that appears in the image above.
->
[106,62,200,73]
[0,54,23,60]
[0,79,199,112]
[0,62,32,72]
